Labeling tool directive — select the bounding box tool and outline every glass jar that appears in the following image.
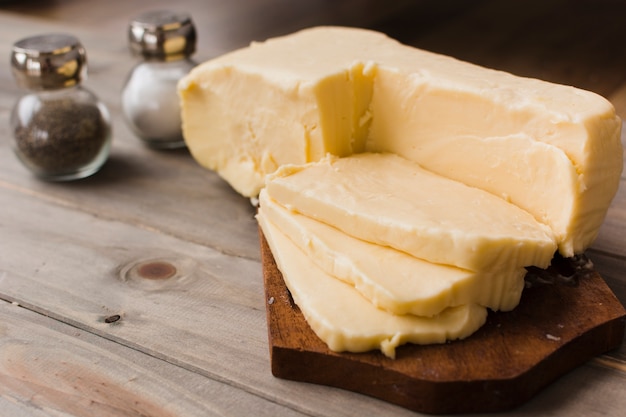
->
[121,10,197,149]
[10,33,112,181]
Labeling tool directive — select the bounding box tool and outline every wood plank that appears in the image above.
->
[585,252,626,366]
[0,13,262,261]
[2,185,626,417]
[1,2,626,416]
[0,301,310,417]
[0,187,419,417]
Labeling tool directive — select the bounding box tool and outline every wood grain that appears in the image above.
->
[261,231,626,414]
[0,185,420,417]
[1,1,626,416]
[0,302,312,417]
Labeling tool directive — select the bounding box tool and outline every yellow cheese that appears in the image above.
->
[178,49,374,197]
[265,153,557,272]
[258,190,526,316]
[367,58,622,256]
[258,212,488,359]
[178,26,622,256]
[394,133,579,243]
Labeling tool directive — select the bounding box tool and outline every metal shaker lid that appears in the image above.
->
[128,10,197,59]
[11,33,87,90]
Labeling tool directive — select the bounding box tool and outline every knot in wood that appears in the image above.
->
[137,261,177,280]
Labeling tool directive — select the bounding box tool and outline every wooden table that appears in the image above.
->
[1,0,625,415]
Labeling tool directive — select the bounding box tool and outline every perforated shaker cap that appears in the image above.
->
[11,33,87,90]
[128,10,197,59]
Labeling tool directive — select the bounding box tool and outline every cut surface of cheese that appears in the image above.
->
[395,133,579,237]
[179,25,622,256]
[367,60,622,256]
[178,55,374,197]
[258,213,488,359]
[258,190,526,316]
[265,153,557,272]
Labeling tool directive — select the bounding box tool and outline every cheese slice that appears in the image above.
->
[179,26,622,256]
[258,212,488,359]
[397,133,579,232]
[258,189,526,316]
[265,153,557,272]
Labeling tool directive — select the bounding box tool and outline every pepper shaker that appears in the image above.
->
[121,10,197,149]
[10,33,112,181]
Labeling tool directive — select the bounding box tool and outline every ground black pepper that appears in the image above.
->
[10,33,111,180]
[13,95,109,174]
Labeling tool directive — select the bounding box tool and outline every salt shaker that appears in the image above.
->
[10,33,112,181]
[121,10,197,149]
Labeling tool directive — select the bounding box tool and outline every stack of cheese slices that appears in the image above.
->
[178,27,623,358]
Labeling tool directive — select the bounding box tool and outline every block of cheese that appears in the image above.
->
[178,39,375,197]
[258,212,488,359]
[367,60,622,256]
[265,153,557,272]
[258,189,526,316]
[178,26,622,256]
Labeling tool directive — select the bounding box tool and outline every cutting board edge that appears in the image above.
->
[259,228,626,414]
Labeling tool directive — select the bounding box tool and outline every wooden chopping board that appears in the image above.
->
[260,230,626,414]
